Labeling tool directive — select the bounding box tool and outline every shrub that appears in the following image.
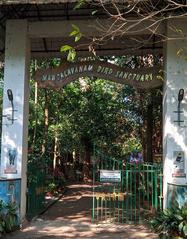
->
[47,182,58,195]
[0,200,18,234]
[150,201,187,239]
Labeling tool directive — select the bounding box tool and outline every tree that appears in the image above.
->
[75,1,187,48]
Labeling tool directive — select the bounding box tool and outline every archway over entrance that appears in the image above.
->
[35,60,163,90]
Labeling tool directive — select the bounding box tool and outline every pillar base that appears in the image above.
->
[167,183,187,208]
[0,178,21,224]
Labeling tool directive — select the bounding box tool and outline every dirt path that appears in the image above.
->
[3,183,158,239]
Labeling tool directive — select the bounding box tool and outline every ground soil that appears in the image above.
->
[3,183,158,239]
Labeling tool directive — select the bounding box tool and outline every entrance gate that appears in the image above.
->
[26,159,46,219]
[92,149,163,224]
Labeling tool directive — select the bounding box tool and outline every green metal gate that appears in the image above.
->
[26,161,46,219]
[92,149,163,224]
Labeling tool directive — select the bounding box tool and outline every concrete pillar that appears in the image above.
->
[163,19,187,208]
[0,20,30,220]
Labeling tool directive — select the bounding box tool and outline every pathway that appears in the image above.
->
[4,183,158,239]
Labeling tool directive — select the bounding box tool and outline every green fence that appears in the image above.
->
[26,162,46,219]
[92,149,163,224]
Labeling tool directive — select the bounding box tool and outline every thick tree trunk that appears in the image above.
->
[81,137,91,164]
[85,146,91,164]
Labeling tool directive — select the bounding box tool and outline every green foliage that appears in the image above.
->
[29,74,139,159]
[122,137,142,155]
[74,0,86,10]
[60,24,83,61]
[150,202,187,239]
[67,48,76,62]
[47,183,58,195]
[28,56,162,175]
[60,45,73,52]
[60,45,76,62]
[0,200,18,234]
[69,24,83,42]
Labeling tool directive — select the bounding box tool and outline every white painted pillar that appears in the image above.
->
[163,19,187,208]
[0,20,30,219]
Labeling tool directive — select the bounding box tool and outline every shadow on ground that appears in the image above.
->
[3,183,158,239]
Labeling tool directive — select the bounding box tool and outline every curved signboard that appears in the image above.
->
[35,60,163,90]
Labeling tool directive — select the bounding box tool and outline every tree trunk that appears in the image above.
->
[42,89,49,154]
[85,146,91,164]
[141,121,147,162]
[32,81,38,150]
[146,102,153,162]
[139,92,147,162]
[53,135,58,170]
[84,138,91,164]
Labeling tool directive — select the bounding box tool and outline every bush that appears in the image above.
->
[0,200,18,235]
[150,201,187,239]
[47,182,58,195]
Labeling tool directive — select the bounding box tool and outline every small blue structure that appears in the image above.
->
[0,179,21,217]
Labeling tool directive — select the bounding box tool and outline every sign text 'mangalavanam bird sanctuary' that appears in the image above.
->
[35,60,163,89]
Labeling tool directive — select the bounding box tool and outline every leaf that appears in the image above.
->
[174,214,183,221]
[159,233,168,239]
[92,10,98,15]
[72,24,80,32]
[67,49,76,62]
[75,33,82,42]
[178,221,184,231]
[183,224,187,236]
[69,24,83,42]
[60,45,72,52]
[163,209,172,216]
[182,207,187,216]
[74,0,86,10]
[69,30,78,37]
[0,223,4,233]
[176,28,183,34]
[177,48,183,56]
